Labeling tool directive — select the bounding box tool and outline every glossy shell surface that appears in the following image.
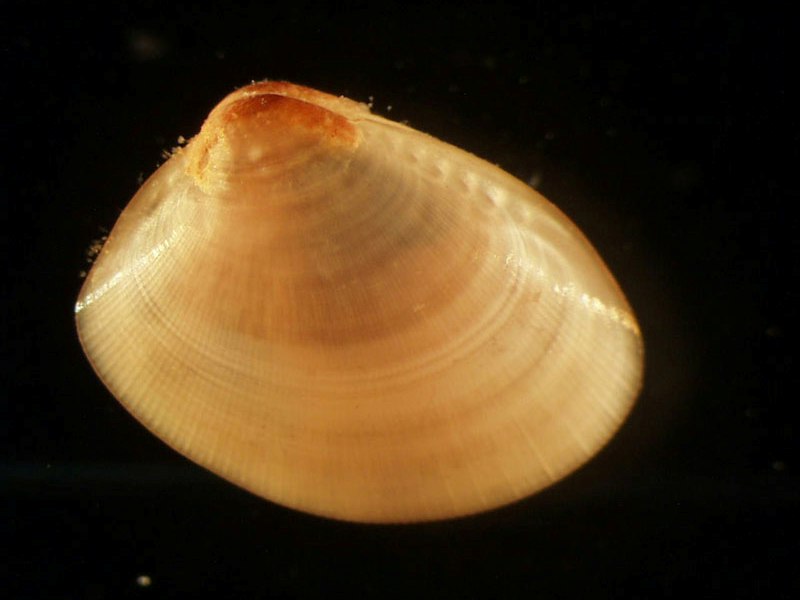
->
[76,82,644,522]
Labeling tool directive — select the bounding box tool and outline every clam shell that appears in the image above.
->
[75,82,644,522]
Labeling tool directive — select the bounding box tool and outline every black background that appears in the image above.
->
[2,1,797,598]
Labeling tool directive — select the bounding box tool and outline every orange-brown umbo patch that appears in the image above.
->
[185,84,363,191]
[214,94,360,147]
[226,81,371,120]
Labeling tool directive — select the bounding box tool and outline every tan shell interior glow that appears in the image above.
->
[75,81,644,523]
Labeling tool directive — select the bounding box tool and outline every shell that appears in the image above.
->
[75,81,644,523]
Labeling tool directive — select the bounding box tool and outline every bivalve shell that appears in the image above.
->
[75,81,644,522]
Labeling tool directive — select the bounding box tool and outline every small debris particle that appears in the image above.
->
[528,170,543,189]
[84,236,108,267]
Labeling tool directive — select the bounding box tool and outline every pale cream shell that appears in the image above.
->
[76,82,643,522]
